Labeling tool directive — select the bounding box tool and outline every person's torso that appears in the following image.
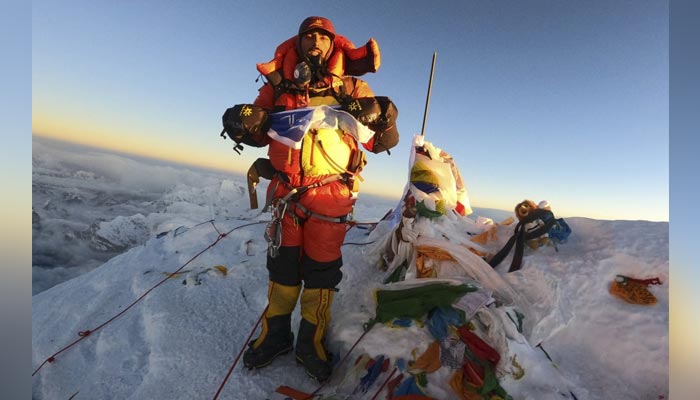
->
[268,85,360,185]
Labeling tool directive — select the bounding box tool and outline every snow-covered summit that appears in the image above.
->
[32,137,668,399]
[32,202,668,400]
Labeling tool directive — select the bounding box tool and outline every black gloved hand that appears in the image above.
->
[221,104,270,147]
[342,97,399,154]
[341,97,382,126]
[367,96,398,134]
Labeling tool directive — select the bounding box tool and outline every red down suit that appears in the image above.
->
[252,34,381,289]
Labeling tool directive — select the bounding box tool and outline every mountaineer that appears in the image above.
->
[221,16,399,381]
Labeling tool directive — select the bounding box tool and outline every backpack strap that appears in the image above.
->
[510,209,556,272]
[489,209,557,272]
[509,224,528,272]
[334,76,357,104]
[523,209,556,240]
[488,222,523,269]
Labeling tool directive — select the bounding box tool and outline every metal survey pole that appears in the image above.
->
[420,52,437,137]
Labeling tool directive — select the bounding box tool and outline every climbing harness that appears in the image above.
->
[264,173,352,259]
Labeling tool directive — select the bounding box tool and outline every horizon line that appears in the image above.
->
[32,132,668,223]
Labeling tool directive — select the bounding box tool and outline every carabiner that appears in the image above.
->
[265,198,288,258]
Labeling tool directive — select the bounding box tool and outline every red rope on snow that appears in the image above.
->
[301,327,373,400]
[370,366,397,400]
[212,306,267,400]
[342,240,376,247]
[32,221,266,377]
[620,275,662,286]
[209,220,224,236]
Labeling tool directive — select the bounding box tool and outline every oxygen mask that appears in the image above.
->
[293,61,312,88]
[294,54,325,89]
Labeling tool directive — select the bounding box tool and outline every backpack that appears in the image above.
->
[548,218,572,244]
[488,200,559,272]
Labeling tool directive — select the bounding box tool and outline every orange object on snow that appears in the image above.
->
[609,275,660,306]
[469,229,495,245]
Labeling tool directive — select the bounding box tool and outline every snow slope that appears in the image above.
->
[31,136,514,296]
[32,137,268,295]
[32,187,668,400]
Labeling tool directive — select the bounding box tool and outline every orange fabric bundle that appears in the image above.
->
[470,228,497,245]
[415,245,457,278]
[415,252,438,279]
[416,245,456,261]
[609,275,658,305]
[409,341,442,374]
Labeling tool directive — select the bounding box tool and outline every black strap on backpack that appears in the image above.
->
[489,208,556,272]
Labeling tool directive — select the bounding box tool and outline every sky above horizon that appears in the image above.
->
[32,0,669,221]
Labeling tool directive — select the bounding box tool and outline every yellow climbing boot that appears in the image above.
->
[296,288,335,382]
[243,282,301,369]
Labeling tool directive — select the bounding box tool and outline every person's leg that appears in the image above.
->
[243,213,303,369]
[295,218,346,381]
